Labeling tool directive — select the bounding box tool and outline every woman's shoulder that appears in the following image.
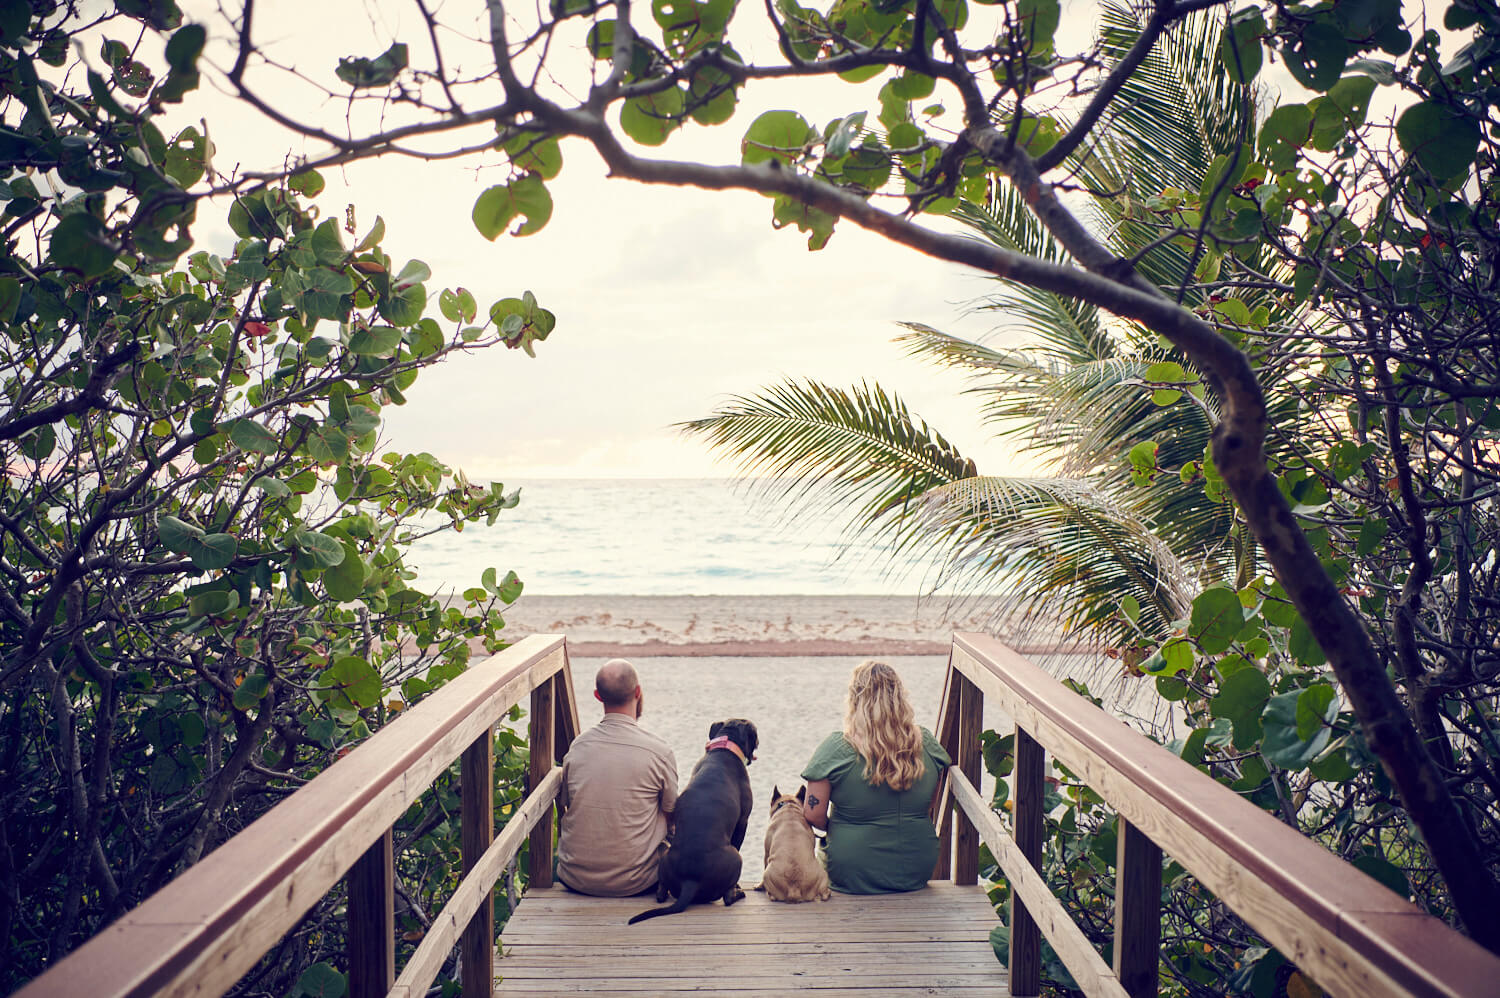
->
[918,726,952,765]
[803,731,856,779]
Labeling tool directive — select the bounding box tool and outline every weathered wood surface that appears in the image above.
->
[494,881,1006,995]
[951,632,1500,998]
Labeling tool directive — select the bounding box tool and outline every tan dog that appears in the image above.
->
[756,785,831,903]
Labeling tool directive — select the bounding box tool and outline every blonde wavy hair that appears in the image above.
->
[843,661,925,791]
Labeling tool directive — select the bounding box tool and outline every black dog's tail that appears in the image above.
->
[627,879,701,924]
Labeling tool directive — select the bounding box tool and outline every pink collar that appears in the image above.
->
[705,735,748,762]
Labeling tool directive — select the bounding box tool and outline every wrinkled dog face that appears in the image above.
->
[709,718,758,765]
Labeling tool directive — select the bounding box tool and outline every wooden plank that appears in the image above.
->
[18,636,570,998]
[1010,726,1044,997]
[953,673,983,886]
[949,770,1128,998]
[395,768,563,995]
[950,633,1500,998]
[462,730,496,998]
[930,653,960,880]
[497,883,1004,995]
[346,829,394,998]
[1113,819,1161,998]
[527,677,556,887]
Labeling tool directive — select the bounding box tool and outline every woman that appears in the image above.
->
[801,660,952,893]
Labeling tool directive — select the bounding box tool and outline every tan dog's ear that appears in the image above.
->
[769,784,781,813]
[796,785,807,803]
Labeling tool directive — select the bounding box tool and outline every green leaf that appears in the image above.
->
[742,110,812,166]
[1016,0,1060,55]
[347,325,403,357]
[324,540,367,602]
[1396,101,1481,182]
[324,655,382,709]
[49,214,117,278]
[497,569,524,603]
[380,280,427,326]
[620,87,687,146]
[336,43,409,88]
[1288,614,1327,666]
[1261,689,1332,770]
[1209,668,1271,750]
[229,419,280,454]
[1295,683,1337,740]
[472,175,554,239]
[294,962,347,998]
[290,169,325,197]
[158,515,204,551]
[1190,587,1245,654]
[1356,517,1388,556]
[189,533,238,571]
[1351,855,1410,898]
[232,672,271,710]
[1145,361,1186,383]
[439,288,477,323]
[1259,104,1313,172]
[1286,21,1349,92]
[164,126,209,187]
[297,530,346,569]
[1220,7,1265,83]
[503,131,564,180]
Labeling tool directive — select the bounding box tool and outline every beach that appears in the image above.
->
[494,595,1154,880]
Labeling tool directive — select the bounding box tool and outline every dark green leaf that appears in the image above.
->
[1396,100,1481,181]
[1209,668,1271,750]
[335,43,409,88]
[1190,587,1244,654]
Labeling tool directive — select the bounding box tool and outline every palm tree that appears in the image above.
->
[681,3,1281,646]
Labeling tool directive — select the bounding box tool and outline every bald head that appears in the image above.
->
[595,659,640,712]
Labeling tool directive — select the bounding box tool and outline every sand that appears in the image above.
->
[498,593,1074,657]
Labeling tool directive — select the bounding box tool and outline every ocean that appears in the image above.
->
[408,478,943,596]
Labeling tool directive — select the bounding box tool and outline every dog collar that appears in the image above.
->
[705,735,750,763]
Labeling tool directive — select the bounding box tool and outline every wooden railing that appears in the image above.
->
[929,631,1500,998]
[18,634,579,998]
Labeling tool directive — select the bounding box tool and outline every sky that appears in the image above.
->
[160,0,1087,479]
[155,0,1445,480]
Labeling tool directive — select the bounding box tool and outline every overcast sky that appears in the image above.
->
[159,0,1082,479]
[161,0,1434,479]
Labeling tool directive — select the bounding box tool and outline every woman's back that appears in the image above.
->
[802,728,950,893]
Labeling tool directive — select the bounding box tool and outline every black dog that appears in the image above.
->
[628,718,758,924]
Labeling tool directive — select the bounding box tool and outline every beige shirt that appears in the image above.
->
[556,714,678,896]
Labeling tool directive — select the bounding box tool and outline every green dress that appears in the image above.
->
[801,728,951,894]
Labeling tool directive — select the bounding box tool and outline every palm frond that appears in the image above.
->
[678,379,976,540]
[913,476,1198,642]
[951,197,1113,364]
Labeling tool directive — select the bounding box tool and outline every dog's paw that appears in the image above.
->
[723,885,747,907]
[752,881,766,892]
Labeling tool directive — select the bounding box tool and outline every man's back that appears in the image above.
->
[556,713,677,896]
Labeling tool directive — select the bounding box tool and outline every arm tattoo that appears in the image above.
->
[807,794,821,808]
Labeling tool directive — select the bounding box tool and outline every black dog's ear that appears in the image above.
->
[709,719,725,739]
[796,784,807,803]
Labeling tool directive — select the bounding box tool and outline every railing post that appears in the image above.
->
[527,674,556,887]
[1114,818,1162,998]
[460,728,495,996]
[953,672,983,886]
[346,828,394,998]
[1010,726,1044,998]
[930,662,960,881]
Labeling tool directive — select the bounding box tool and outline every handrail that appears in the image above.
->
[934,631,1500,998]
[18,633,579,998]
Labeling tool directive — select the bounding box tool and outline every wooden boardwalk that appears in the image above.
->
[494,882,1007,995]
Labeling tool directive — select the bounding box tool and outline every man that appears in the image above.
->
[555,659,678,896]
